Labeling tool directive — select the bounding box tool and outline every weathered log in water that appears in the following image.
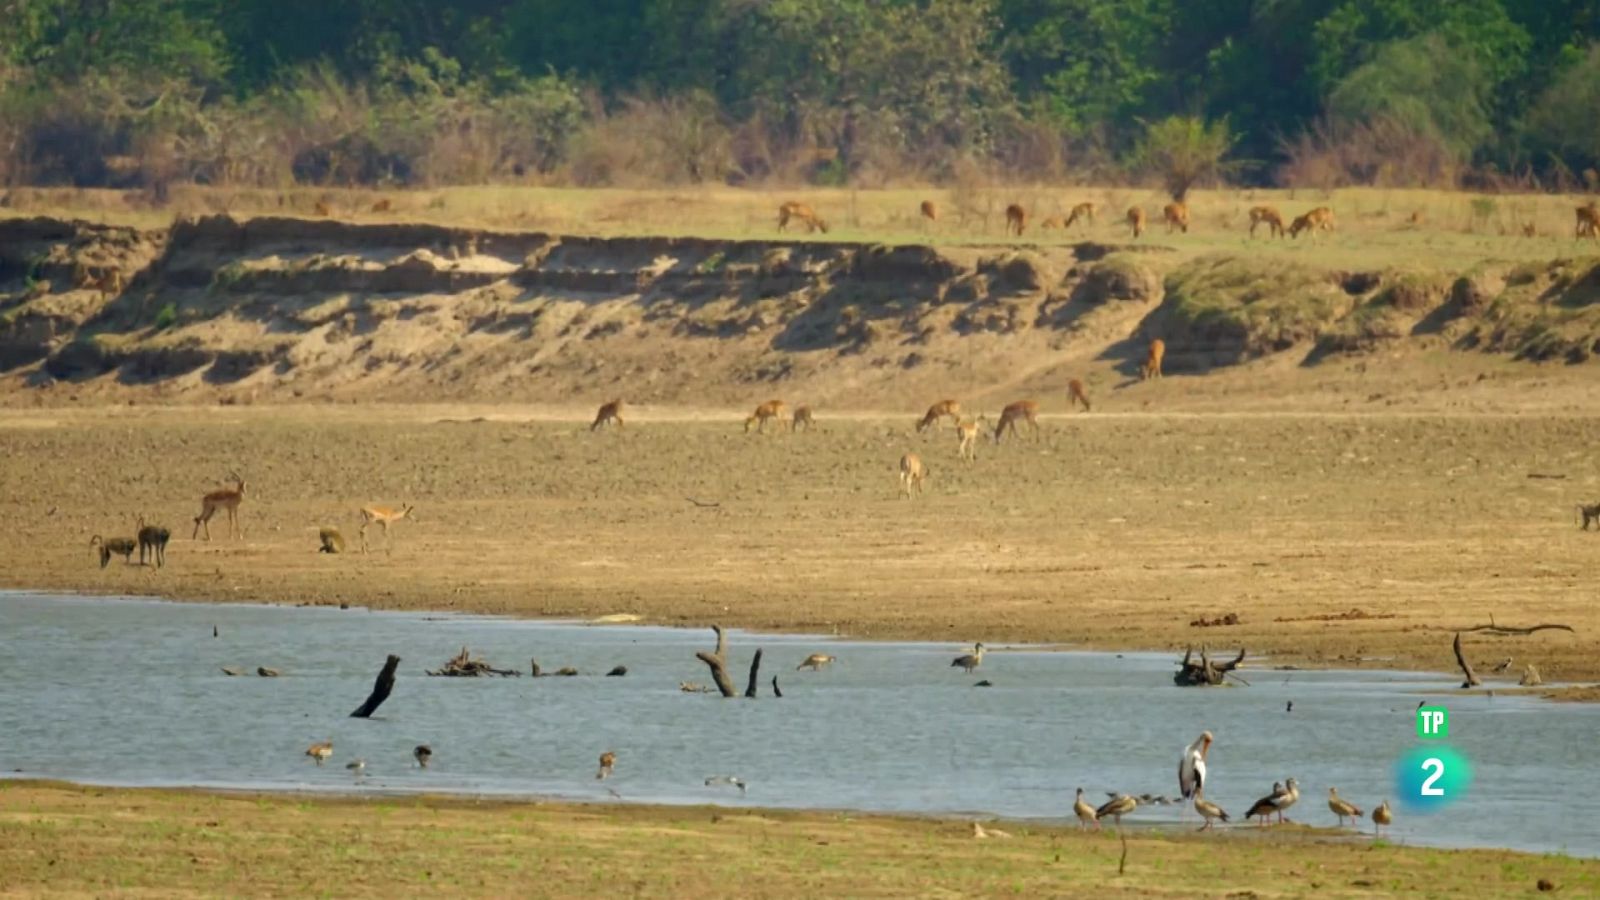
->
[350,654,401,718]
[428,646,518,677]
[695,625,739,697]
[1173,646,1246,686]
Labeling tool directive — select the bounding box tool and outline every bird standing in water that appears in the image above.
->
[1178,731,1213,811]
[414,745,433,768]
[306,740,334,766]
[951,643,986,674]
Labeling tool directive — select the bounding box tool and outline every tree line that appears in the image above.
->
[1,0,1597,192]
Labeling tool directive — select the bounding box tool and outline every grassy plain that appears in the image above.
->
[1,782,1595,898]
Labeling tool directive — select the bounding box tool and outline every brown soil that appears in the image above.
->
[4,404,1597,685]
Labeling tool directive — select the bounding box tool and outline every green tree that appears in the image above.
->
[1132,115,1235,201]
[1524,44,1600,175]
[1328,34,1494,161]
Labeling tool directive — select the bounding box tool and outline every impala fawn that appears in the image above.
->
[899,453,928,498]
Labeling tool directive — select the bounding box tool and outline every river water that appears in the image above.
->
[1,591,1595,857]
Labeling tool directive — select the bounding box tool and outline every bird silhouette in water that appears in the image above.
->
[345,758,366,775]
[951,643,985,673]
[705,775,747,794]
[414,745,432,768]
[213,625,218,638]
[1286,700,1293,713]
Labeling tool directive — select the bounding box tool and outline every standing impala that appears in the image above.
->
[193,472,246,540]
[360,504,416,552]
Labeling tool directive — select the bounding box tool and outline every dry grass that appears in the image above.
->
[3,404,1599,684]
[1,782,1594,898]
[3,183,1597,270]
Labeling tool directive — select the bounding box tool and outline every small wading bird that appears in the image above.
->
[796,653,837,671]
[414,745,432,768]
[1178,731,1213,808]
[305,740,334,766]
[597,751,616,780]
[1095,794,1138,827]
[705,775,747,794]
[1328,787,1363,827]
[1194,793,1229,831]
[951,643,986,674]
[1372,799,1393,836]
[1073,788,1100,830]
[345,758,366,775]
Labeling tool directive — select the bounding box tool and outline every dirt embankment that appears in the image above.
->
[1,214,1597,407]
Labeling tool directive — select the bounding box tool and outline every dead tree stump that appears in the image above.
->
[695,625,766,698]
[350,654,400,718]
[1173,646,1246,686]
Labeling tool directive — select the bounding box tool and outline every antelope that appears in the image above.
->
[1163,201,1189,234]
[797,653,837,671]
[1289,207,1335,238]
[1004,204,1026,236]
[992,400,1039,443]
[744,399,787,433]
[136,515,170,568]
[597,751,616,780]
[1576,203,1599,239]
[1039,216,1065,230]
[777,201,828,234]
[956,418,981,461]
[192,472,246,540]
[1064,202,1096,230]
[1127,207,1146,238]
[371,198,392,213]
[920,200,939,223]
[1142,339,1166,381]
[90,535,136,568]
[1248,206,1285,238]
[898,453,927,498]
[306,740,334,765]
[916,399,961,433]
[359,504,415,553]
[591,399,625,431]
[791,404,815,432]
[1067,378,1091,412]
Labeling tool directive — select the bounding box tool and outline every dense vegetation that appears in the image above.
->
[1,0,1598,191]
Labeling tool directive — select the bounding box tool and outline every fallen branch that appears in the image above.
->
[685,496,721,508]
[350,654,400,718]
[1459,623,1575,637]
[695,625,739,697]
[1453,632,1480,688]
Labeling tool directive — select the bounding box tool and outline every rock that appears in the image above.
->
[221,666,245,676]
[257,666,281,677]
[606,665,628,677]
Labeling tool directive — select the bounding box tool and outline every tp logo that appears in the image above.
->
[1397,705,1471,811]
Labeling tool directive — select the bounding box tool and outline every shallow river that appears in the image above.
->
[2,591,1596,857]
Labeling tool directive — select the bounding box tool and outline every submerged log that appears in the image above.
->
[428,646,519,677]
[1173,645,1246,686]
[350,654,401,718]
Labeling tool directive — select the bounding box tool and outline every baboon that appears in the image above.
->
[744,399,787,433]
[193,472,246,540]
[1289,207,1335,238]
[898,453,928,498]
[1163,202,1189,234]
[591,399,625,431]
[792,404,815,432]
[1065,202,1097,230]
[371,198,392,213]
[319,526,347,554]
[777,201,828,234]
[1005,204,1026,236]
[917,399,962,433]
[1248,206,1285,238]
[993,400,1040,443]
[1067,378,1092,412]
[1127,207,1146,238]
[1142,339,1166,381]
[90,535,136,568]
[1577,502,1600,531]
[1575,204,1599,240]
[136,515,170,568]
[920,200,939,223]
[360,504,416,553]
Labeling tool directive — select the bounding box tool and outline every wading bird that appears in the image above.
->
[1073,788,1099,830]
[414,745,432,768]
[1178,731,1213,807]
[1328,787,1363,827]
[1095,794,1138,827]
[306,740,334,766]
[1194,793,1229,831]
[951,643,986,674]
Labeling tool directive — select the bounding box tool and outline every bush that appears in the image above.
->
[1131,116,1235,202]
[153,303,178,330]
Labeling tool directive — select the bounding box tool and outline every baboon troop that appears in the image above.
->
[90,534,136,568]
[1142,339,1166,381]
[1576,203,1599,240]
[1067,378,1092,412]
[591,399,625,431]
[744,399,788,433]
[898,453,928,498]
[1249,206,1285,239]
[1127,207,1146,238]
[136,515,170,568]
[1005,203,1027,236]
[917,399,962,433]
[777,201,828,234]
[1162,202,1189,234]
[1578,502,1600,531]
[193,472,247,540]
[1289,207,1335,238]
[993,400,1040,443]
[792,404,815,432]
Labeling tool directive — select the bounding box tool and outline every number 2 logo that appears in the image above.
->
[1420,757,1445,796]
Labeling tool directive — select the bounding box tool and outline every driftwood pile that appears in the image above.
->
[1173,646,1247,686]
[427,646,519,677]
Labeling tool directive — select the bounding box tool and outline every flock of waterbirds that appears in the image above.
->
[293,643,1396,839]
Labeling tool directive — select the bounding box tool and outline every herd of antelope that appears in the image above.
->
[788,197,1600,241]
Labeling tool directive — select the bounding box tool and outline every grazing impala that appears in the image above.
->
[1142,339,1166,381]
[777,201,828,234]
[1064,202,1096,230]
[792,404,815,432]
[1248,205,1285,238]
[193,472,246,540]
[1005,204,1026,236]
[956,418,981,461]
[1127,207,1146,238]
[591,399,625,431]
[360,504,416,553]
[1066,378,1091,412]
[744,400,787,433]
[899,453,928,498]
[993,400,1039,443]
[916,399,962,433]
